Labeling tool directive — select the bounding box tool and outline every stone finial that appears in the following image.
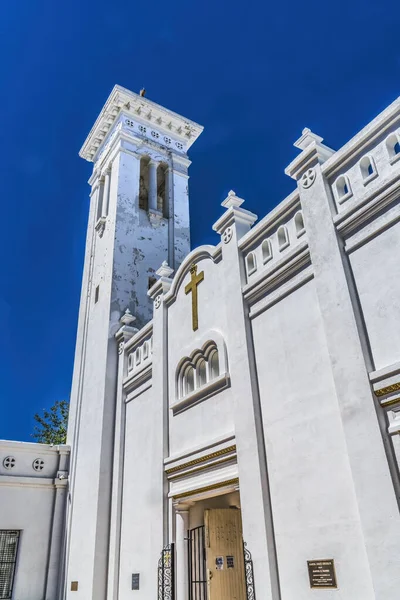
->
[294,128,324,151]
[221,190,245,209]
[156,260,174,278]
[120,308,136,327]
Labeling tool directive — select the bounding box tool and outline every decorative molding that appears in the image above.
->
[154,295,162,309]
[124,321,153,353]
[249,264,314,320]
[322,98,400,178]
[165,445,236,475]
[172,477,239,500]
[380,396,400,408]
[243,243,311,306]
[80,85,203,162]
[32,458,45,472]
[118,341,124,355]
[164,245,222,308]
[222,226,233,244]
[170,373,230,414]
[375,382,400,397]
[123,362,152,394]
[3,456,15,470]
[239,190,300,252]
[95,216,106,237]
[300,168,316,188]
[165,433,235,466]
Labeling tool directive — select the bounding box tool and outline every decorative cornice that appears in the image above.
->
[239,190,300,252]
[375,382,400,397]
[380,396,400,408]
[165,445,236,475]
[243,242,311,305]
[322,97,400,178]
[0,441,70,455]
[172,477,239,500]
[123,362,152,393]
[212,206,258,237]
[334,172,400,242]
[170,373,230,414]
[80,85,203,162]
[163,244,222,307]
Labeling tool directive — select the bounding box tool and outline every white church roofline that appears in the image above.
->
[321,96,400,177]
[164,244,222,306]
[0,439,70,454]
[79,84,204,162]
[239,189,300,252]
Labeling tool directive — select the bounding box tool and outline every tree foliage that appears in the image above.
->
[32,400,69,444]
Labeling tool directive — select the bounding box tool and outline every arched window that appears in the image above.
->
[386,133,400,161]
[184,366,195,395]
[139,157,150,210]
[261,239,272,264]
[277,226,289,251]
[359,156,376,182]
[143,341,149,360]
[210,350,220,380]
[128,353,134,371]
[197,359,207,387]
[246,252,257,275]
[336,175,352,202]
[294,211,305,237]
[157,163,167,215]
[135,348,141,365]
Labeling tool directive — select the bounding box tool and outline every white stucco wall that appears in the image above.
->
[167,255,234,457]
[0,441,69,600]
[349,219,400,371]
[118,386,161,600]
[252,279,376,598]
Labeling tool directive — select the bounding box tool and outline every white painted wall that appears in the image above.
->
[167,256,234,457]
[252,279,376,599]
[0,441,69,600]
[118,387,160,600]
[350,219,400,370]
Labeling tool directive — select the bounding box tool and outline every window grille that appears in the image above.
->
[0,531,20,600]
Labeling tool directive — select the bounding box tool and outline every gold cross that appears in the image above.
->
[185,263,204,331]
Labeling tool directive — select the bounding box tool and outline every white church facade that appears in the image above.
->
[1,85,400,600]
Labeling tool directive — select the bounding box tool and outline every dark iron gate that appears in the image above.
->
[188,526,207,600]
[243,542,256,600]
[187,526,256,600]
[158,543,175,600]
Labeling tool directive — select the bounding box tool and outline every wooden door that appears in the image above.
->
[204,508,246,600]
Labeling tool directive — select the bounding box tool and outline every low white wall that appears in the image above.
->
[0,441,69,600]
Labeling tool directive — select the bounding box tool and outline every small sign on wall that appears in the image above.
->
[215,556,224,570]
[307,559,337,589]
[132,573,140,590]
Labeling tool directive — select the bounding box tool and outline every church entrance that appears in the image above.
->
[188,508,247,600]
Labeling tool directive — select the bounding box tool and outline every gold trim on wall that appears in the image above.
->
[165,445,236,475]
[375,382,400,397]
[173,478,239,500]
[380,396,400,408]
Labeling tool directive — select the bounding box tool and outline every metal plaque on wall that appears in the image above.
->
[132,573,140,590]
[307,559,337,589]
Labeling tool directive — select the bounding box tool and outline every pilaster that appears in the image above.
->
[173,502,191,600]
[148,261,174,578]
[213,191,281,600]
[45,476,68,600]
[287,131,400,597]
[107,311,138,600]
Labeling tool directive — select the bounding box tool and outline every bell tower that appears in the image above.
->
[65,86,203,600]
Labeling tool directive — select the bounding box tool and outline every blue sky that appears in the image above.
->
[1,0,399,441]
